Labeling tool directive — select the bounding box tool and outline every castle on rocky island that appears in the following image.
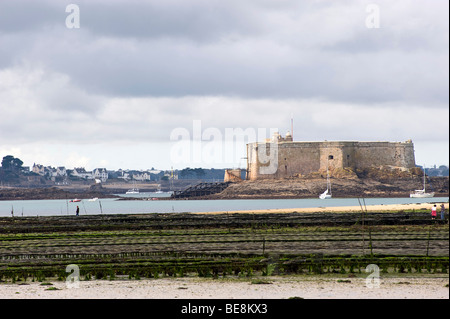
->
[246,132,416,180]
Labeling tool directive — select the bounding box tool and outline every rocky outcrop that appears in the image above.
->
[0,187,116,201]
[211,174,449,199]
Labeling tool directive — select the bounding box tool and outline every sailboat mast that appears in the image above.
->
[326,158,331,194]
[329,173,332,195]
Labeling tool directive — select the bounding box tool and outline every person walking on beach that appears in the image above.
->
[441,203,446,220]
[431,204,437,220]
[76,206,80,216]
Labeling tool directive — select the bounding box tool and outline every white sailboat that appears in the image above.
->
[319,163,332,199]
[410,168,434,198]
[319,188,332,200]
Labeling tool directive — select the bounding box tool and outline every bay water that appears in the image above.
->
[0,193,448,217]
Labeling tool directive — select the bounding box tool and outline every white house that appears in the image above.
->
[93,168,108,182]
[117,169,130,180]
[71,167,94,179]
[56,167,67,177]
[133,171,150,181]
[47,167,58,178]
[32,164,67,178]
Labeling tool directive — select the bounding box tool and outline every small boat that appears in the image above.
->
[319,162,332,199]
[88,197,98,202]
[70,199,81,202]
[410,168,434,198]
[126,188,139,195]
[126,181,139,194]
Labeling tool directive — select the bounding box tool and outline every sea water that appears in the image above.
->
[0,194,448,217]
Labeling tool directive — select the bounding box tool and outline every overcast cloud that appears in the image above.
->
[0,0,448,170]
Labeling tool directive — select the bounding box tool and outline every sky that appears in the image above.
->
[0,0,448,171]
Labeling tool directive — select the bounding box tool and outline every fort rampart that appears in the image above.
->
[246,134,415,180]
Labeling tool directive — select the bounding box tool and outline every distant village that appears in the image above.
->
[30,164,167,184]
[0,155,228,186]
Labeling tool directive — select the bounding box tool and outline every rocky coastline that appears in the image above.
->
[0,175,448,201]
[0,185,118,201]
[211,176,449,199]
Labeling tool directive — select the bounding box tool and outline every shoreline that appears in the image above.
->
[194,201,449,215]
[2,194,448,202]
[0,200,447,218]
[1,181,448,202]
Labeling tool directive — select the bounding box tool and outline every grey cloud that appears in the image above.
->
[0,0,447,107]
[0,0,447,169]
[23,35,446,106]
[0,0,448,146]
[0,0,265,42]
[81,1,262,42]
[0,1,61,33]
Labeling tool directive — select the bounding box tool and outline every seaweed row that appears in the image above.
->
[1,255,447,283]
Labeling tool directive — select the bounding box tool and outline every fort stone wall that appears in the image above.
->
[246,135,415,180]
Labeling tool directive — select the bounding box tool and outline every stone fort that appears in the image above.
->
[246,132,416,180]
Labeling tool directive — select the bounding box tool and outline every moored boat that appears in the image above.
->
[319,161,332,199]
[410,167,434,198]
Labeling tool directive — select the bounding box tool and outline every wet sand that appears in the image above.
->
[1,276,448,299]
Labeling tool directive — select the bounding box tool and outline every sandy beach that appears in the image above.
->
[199,202,449,215]
[1,275,448,299]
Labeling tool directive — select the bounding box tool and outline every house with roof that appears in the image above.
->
[71,167,93,180]
[93,168,108,182]
[132,171,150,181]
[56,167,67,177]
[32,163,45,176]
